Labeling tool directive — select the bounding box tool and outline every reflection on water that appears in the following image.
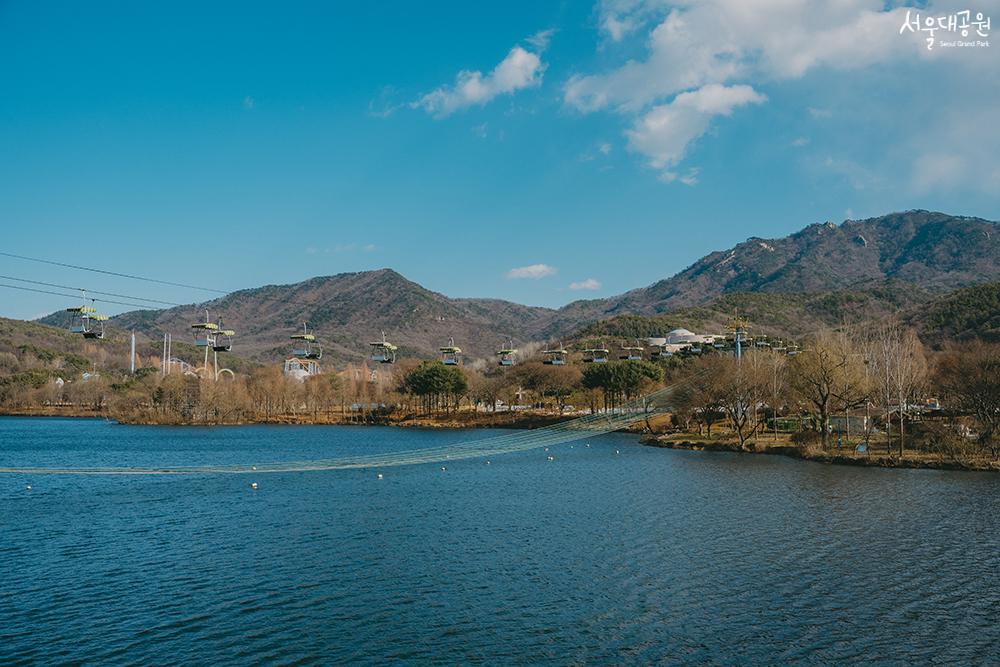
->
[1,418,998,664]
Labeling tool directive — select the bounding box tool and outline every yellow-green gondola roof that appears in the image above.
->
[291,334,315,341]
[191,322,219,330]
[66,306,97,313]
[439,346,461,353]
[370,341,398,350]
[543,349,567,355]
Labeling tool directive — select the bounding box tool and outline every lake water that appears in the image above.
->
[1,417,999,665]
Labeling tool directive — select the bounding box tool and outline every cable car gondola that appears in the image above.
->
[191,311,219,348]
[582,343,609,363]
[542,344,567,365]
[66,292,107,340]
[291,323,322,360]
[620,342,644,361]
[440,338,461,366]
[213,317,235,352]
[369,331,398,364]
[497,338,517,367]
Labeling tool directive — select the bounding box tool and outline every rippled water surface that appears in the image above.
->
[2,417,999,665]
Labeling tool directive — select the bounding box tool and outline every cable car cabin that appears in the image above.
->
[440,339,462,366]
[291,333,321,359]
[620,346,644,361]
[291,323,322,360]
[213,329,235,352]
[582,347,609,363]
[79,313,108,339]
[369,336,398,364]
[191,321,219,347]
[542,348,567,365]
[496,347,517,367]
[66,305,97,335]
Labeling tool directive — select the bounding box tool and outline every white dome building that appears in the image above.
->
[666,328,700,344]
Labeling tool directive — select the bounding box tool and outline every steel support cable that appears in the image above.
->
[0,283,164,311]
[0,251,227,294]
[0,275,183,307]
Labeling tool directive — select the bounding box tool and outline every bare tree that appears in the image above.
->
[789,330,868,449]
[866,321,927,455]
[936,342,1000,458]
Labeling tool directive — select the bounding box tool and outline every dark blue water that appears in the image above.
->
[1,417,998,665]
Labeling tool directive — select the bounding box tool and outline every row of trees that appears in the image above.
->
[2,322,999,460]
[672,324,1000,459]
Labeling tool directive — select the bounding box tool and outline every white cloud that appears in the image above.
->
[507,264,557,279]
[571,1,915,114]
[369,86,403,118]
[569,278,602,290]
[599,142,612,155]
[242,96,255,110]
[525,28,556,51]
[568,0,999,190]
[413,34,551,118]
[792,136,810,147]
[660,167,701,186]
[627,84,766,170]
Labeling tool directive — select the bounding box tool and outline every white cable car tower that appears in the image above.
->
[191,309,235,379]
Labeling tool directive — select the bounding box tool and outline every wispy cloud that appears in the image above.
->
[627,84,766,177]
[507,263,557,279]
[242,95,255,110]
[413,31,552,118]
[792,136,810,147]
[368,86,403,118]
[569,278,602,290]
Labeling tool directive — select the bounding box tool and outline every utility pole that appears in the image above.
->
[130,330,136,374]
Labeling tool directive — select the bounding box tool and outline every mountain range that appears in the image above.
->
[35,210,1000,363]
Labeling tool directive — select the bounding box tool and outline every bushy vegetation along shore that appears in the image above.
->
[3,319,1000,473]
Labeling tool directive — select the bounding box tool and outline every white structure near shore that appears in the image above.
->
[283,357,320,382]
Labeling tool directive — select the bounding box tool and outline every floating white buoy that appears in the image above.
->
[615,450,620,455]
[547,455,555,461]
[544,447,549,452]
[251,466,257,471]
[586,444,590,448]
[251,482,258,490]
[25,485,32,491]
[377,473,384,480]
[486,460,491,465]
[441,466,447,471]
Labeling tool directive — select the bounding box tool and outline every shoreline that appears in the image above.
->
[640,434,1000,473]
[5,409,997,473]
[0,406,581,431]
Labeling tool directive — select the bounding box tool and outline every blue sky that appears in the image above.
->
[1,0,998,319]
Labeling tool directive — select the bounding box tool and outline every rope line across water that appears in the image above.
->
[0,380,695,476]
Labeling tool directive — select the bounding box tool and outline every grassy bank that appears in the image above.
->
[0,405,574,430]
[641,432,1000,473]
